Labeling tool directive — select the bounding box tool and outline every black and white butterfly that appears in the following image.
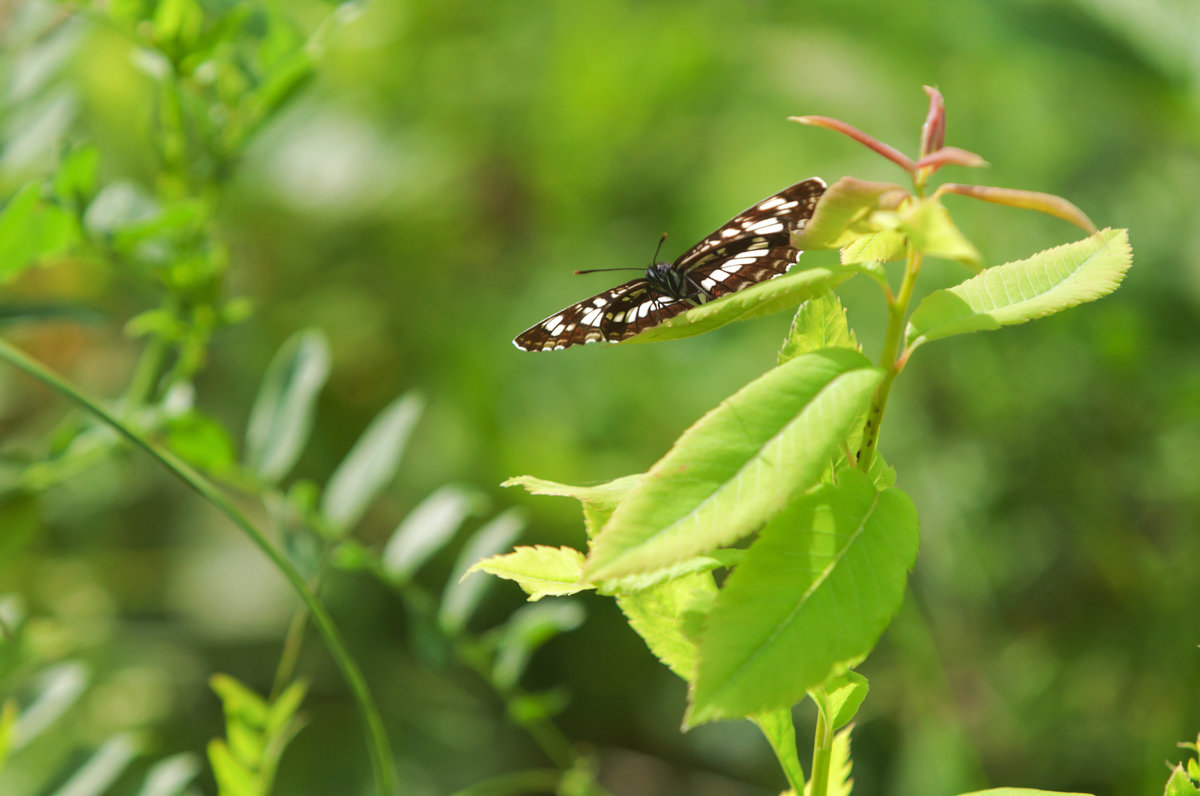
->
[513,177,826,352]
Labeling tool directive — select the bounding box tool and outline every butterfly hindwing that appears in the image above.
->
[513,280,692,351]
[513,177,826,351]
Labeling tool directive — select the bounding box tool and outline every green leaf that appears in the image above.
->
[0,491,40,564]
[244,329,331,482]
[778,292,858,364]
[165,411,236,474]
[752,711,805,793]
[503,473,643,539]
[265,680,308,738]
[792,177,905,250]
[207,740,261,796]
[382,485,485,580]
[493,600,586,688]
[624,266,853,346]
[47,733,139,796]
[906,228,1132,350]
[134,753,200,796]
[840,229,906,264]
[585,349,882,581]
[468,545,591,601]
[820,670,869,731]
[0,181,64,279]
[956,790,1095,796]
[54,143,99,204]
[616,571,717,680]
[210,674,269,728]
[687,470,918,724]
[896,198,981,268]
[597,552,728,594]
[1166,766,1200,796]
[320,392,423,533]
[0,700,17,771]
[439,509,526,631]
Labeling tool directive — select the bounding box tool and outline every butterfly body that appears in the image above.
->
[513,177,826,352]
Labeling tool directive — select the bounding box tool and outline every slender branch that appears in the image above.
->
[0,339,398,796]
[809,710,832,796]
[858,243,923,472]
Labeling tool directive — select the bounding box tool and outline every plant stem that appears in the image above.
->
[858,243,923,472]
[809,710,832,796]
[0,339,398,796]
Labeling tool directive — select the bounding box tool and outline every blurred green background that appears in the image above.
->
[1,0,1198,794]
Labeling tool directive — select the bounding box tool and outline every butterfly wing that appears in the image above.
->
[512,279,692,351]
[674,177,826,298]
[512,177,826,352]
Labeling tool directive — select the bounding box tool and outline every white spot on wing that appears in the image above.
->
[710,270,730,282]
[757,196,785,210]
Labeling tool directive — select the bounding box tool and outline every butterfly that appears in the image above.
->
[512,177,827,351]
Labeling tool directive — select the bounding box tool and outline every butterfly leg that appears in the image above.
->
[683,274,715,304]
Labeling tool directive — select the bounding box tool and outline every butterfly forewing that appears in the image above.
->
[513,177,826,352]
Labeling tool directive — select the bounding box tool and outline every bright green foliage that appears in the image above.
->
[627,266,855,345]
[956,790,1094,796]
[0,700,14,771]
[1167,766,1200,796]
[383,485,486,580]
[207,675,308,796]
[585,349,883,581]
[792,177,904,250]
[687,470,918,724]
[779,292,859,364]
[753,710,806,793]
[468,545,590,601]
[840,229,906,265]
[895,198,981,269]
[504,473,645,539]
[819,671,869,732]
[615,571,717,679]
[906,228,1132,349]
[245,330,332,482]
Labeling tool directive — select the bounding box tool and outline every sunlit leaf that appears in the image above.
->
[778,292,858,364]
[382,485,485,580]
[265,680,308,738]
[840,229,906,265]
[244,329,331,482]
[210,673,269,728]
[821,670,869,731]
[956,790,1095,796]
[165,411,236,474]
[439,509,526,631]
[623,266,854,345]
[896,198,981,268]
[0,700,16,771]
[503,473,643,539]
[53,143,99,204]
[321,392,423,533]
[791,177,905,250]
[207,739,260,796]
[687,470,918,724]
[752,710,804,792]
[905,228,1132,350]
[585,349,882,581]
[1165,766,1200,796]
[615,571,717,681]
[469,545,590,601]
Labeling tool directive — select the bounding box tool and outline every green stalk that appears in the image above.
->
[858,243,923,473]
[0,339,398,796]
[809,710,833,796]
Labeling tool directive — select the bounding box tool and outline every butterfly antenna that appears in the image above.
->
[652,232,668,263]
[573,266,645,275]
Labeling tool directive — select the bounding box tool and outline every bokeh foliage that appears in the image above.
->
[0,0,1197,794]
